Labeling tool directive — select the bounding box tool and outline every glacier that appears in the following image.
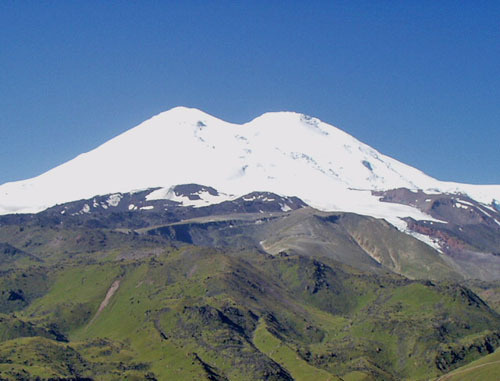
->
[1,106,499,231]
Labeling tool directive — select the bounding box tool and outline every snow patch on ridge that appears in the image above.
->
[107,193,123,207]
[146,186,236,208]
[280,203,292,212]
[406,231,443,253]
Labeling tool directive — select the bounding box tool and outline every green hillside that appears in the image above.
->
[0,204,499,380]
[0,240,498,380]
[435,348,500,380]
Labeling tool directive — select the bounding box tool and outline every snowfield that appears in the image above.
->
[1,106,499,231]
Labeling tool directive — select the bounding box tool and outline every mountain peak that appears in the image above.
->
[1,108,499,219]
[150,106,221,125]
[160,105,209,117]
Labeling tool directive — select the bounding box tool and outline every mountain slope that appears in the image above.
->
[1,107,499,231]
[2,184,497,283]
[0,241,498,380]
[0,182,498,379]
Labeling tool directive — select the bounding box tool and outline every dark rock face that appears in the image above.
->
[149,224,194,244]
[374,188,500,280]
[172,183,219,199]
[7,290,25,302]
[374,188,500,228]
[435,332,500,372]
[234,192,307,213]
[4,184,307,231]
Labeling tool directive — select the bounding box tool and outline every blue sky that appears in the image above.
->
[1,1,499,185]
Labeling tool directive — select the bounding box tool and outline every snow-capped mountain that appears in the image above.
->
[1,106,499,229]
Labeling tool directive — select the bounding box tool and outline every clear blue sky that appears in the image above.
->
[1,1,499,185]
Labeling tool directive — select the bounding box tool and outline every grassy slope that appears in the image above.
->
[435,349,500,381]
[0,238,498,379]
[465,280,500,314]
[253,321,339,381]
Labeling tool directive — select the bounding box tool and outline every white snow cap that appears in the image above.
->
[1,106,499,227]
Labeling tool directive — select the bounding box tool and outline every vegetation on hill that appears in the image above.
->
[0,204,498,380]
